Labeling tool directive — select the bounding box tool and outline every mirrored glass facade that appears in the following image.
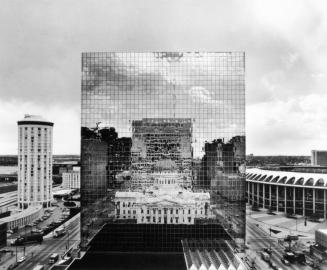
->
[81,52,246,253]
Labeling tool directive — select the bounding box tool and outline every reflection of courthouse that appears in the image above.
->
[114,118,213,224]
[114,186,211,224]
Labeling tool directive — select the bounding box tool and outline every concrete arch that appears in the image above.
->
[294,177,304,185]
[278,176,287,184]
[315,178,325,186]
[271,176,279,183]
[258,175,267,181]
[286,177,295,184]
[249,174,257,180]
[304,178,314,186]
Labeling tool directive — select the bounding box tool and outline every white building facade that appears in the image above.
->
[62,167,80,189]
[246,168,327,219]
[17,115,53,209]
[114,186,212,225]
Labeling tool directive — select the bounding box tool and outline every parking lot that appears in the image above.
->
[7,199,68,241]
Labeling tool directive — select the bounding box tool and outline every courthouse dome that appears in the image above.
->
[154,159,177,171]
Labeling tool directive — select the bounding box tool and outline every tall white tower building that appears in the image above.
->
[17,115,54,209]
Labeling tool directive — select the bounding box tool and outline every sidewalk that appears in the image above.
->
[247,208,323,240]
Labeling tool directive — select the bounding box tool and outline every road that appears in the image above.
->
[246,217,311,270]
[2,215,80,270]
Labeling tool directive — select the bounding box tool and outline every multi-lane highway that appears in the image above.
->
[0,191,17,213]
[2,214,80,270]
[246,218,311,270]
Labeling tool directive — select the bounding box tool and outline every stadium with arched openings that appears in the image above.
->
[246,168,327,219]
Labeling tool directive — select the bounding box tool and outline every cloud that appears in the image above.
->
[0,0,326,154]
[0,99,80,154]
[188,86,222,105]
[247,94,327,155]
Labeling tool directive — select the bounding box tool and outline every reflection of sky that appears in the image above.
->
[82,52,245,158]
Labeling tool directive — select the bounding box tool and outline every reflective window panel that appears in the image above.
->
[81,52,246,252]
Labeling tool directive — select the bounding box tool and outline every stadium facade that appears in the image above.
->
[246,168,327,219]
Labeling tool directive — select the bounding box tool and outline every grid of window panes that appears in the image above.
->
[81,52,246,252]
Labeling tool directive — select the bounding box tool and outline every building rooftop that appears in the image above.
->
[246,168,327,187]
[182,239,245,270]
[17,114,53,126]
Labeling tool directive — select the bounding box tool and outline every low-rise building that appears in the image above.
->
[62,167,80,189]
[316,229,327,249]
[312,150,327,166]
[0,221,7,248]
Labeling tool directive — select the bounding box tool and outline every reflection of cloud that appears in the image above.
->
[188,86,222,105]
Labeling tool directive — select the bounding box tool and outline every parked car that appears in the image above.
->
[270,262,278,270]
[7,230,13,234]
[263,247,272,254]
[281,258,291,266]
[31,228,43,234]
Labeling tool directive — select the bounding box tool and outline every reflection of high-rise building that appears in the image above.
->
[131,118,193,188]
[81,139,108,204]
[17,115,53,209]
[131,118,193,171]
[62,167,80,189]
[77,52,245,269]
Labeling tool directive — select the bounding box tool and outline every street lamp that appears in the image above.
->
[66,228,70,250]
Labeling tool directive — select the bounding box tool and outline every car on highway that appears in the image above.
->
[32,265,45,270]
[281,258,291,266]
[49,253,59,264]
[17,256,26,263]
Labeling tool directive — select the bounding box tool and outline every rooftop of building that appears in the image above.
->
[316,229,327,234]
[182,239,245,270]
[17,114,53,126]
[246,168,327,187]
[69,252,186,270]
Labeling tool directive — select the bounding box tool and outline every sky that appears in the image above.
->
[0,0,327,155]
